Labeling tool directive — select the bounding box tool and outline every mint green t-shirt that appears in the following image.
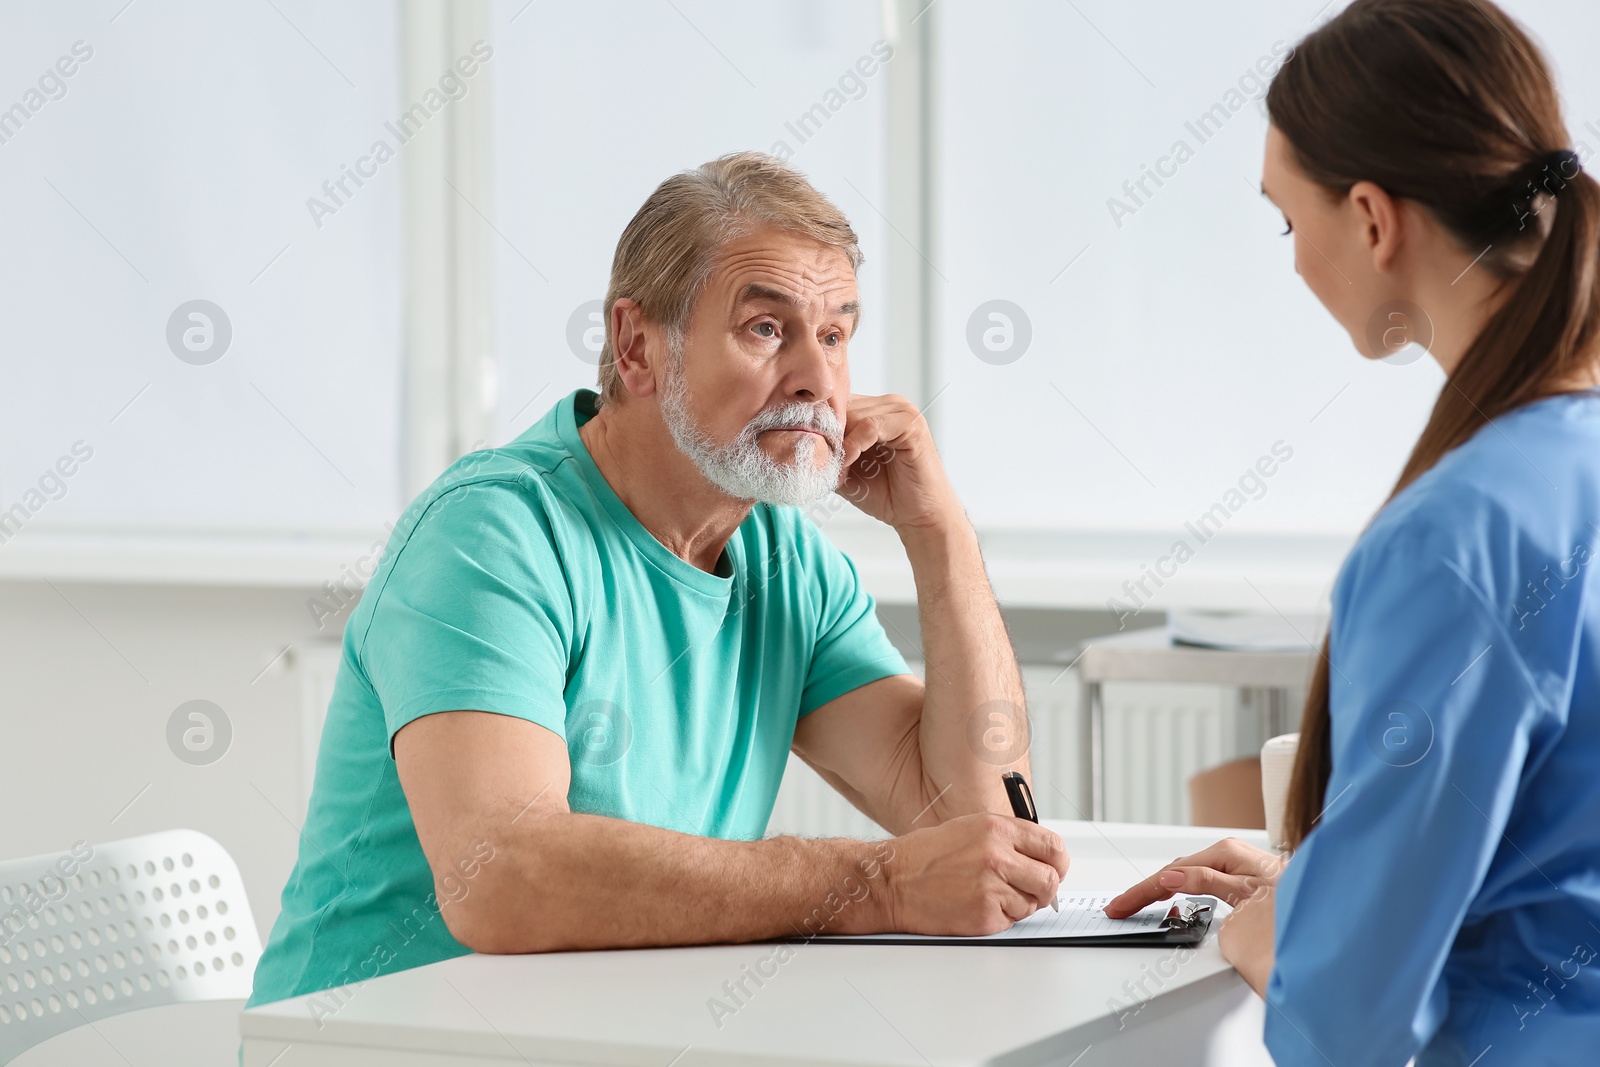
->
[247,389,909,1007]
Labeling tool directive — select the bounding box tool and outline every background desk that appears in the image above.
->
[1073,628,1317,819]
[242,821,1273,1066]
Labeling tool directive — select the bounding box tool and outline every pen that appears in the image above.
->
[1000,770,1058,911]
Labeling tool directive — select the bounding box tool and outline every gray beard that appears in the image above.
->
[658,354,844,508]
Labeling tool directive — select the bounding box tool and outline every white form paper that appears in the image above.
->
[816,894,1182,942]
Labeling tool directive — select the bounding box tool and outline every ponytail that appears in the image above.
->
[1267,0,1600,849]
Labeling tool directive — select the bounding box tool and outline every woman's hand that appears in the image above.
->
[1106,837,1286,1000]
[1103,837,1286,917]
[1219,884,1276,997]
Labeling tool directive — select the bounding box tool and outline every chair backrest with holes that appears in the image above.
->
[0,828,262,1064]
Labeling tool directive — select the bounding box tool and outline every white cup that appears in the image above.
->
[1260,732,1300,852]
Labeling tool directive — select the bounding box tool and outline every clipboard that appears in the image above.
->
[786,896,1218,947]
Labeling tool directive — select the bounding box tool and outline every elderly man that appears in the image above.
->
[248,152,1067,1010]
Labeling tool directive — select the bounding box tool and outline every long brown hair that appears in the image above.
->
[1269,0,1600,848]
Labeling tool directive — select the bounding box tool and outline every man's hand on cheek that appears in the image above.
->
[836,394,963,532]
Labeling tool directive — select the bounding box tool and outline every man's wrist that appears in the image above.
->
[894,503,976,559]
[790,836,899,937]
[845,836,900,935]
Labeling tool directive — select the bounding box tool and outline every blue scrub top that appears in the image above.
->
[1268,391,1600,1066]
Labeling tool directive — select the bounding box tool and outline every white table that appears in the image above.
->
[242,821,1272,1066]
[1074,628,1317,819]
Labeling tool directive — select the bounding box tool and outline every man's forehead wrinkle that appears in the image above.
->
[736,282,803,309]
[714,256,858,318]
[711,242,856,298]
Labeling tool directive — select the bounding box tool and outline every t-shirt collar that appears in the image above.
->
[556,389,737,598]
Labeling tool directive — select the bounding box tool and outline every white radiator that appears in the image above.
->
[766,665,1288,836]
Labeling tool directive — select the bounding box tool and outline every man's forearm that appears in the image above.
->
[900,516,1028,821]
[450,810,896,953]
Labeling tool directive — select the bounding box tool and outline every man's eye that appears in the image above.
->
[823,332,842,347]
[753,322,777,339]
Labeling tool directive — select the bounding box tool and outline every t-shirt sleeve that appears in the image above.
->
[794,521,911,715]
[357,478,575,750]
[1265,524,1553,1066]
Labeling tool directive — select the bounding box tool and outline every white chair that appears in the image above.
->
[0,829,262,1065]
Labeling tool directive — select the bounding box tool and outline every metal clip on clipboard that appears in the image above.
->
[1068,895,1215,946]
[1161,899,1213,933]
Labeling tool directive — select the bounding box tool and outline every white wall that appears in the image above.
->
[929,0,1600,539]
[0,1,405,537]
[0,581,317,935]
[488,0,897,442]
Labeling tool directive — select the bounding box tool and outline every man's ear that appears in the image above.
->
[610,298,665,399]
[1347,180,1405,274]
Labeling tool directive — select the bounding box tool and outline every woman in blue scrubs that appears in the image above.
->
[1106,1,1600,1063]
